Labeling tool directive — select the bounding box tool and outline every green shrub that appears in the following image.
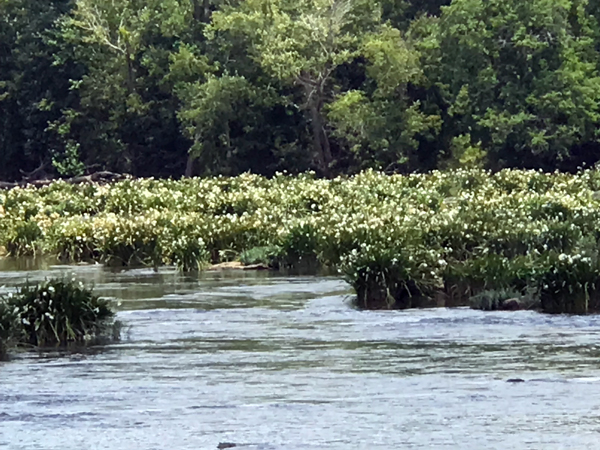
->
[443,254,539,302]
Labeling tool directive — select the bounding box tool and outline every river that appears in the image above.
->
[1,261,600,449]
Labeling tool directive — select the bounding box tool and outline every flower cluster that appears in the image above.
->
[2,168,600,311]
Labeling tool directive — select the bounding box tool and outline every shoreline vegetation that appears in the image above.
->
[2,169,600,314]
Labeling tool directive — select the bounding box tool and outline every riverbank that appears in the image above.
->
[3,169,600,312]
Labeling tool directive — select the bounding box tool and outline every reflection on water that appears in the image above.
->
[2,261,600,449]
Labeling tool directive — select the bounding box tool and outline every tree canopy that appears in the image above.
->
[2,0,600,180]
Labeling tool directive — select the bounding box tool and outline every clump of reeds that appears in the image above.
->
[0,278,119,353]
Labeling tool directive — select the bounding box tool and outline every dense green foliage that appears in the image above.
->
[3,169,600,312]
[3,0,600,179]
[0,278,117,357]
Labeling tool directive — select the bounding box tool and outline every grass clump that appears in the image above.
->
[239,245,283,268]
[0,278,119,354]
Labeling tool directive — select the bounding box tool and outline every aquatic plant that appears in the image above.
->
[342,244,442,310]
[0,300,19,359]
[3,169,600,311]
[1,278,118,347]
[538,251,600,314]
[6,220,43,256]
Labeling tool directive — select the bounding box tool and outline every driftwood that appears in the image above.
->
[20,160,49,182]
[0,171,130,190]
[207,261,271,271]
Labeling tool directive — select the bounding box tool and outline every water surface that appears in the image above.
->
[1,261,600,449]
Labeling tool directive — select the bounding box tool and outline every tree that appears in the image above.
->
[327,25,441,172]
[381,0,451,30]
[210,0,382,175]
[54,0,195,176]
[0,0,76,180]
[428,0,600,170]
[170,27,312,176]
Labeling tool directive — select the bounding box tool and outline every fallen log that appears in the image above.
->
[0,171,130,190]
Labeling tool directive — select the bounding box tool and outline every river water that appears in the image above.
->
[2,262,600,449]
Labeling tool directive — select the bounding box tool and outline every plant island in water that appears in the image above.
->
[1,168,600,314]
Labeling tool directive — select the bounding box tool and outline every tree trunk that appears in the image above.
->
[193,0,211,22]
[125,42,135,95]
[185,153,195,177]
[203,0,211,22]
[189,0,211,176]
[309,104,331,175]
[301,78,333,176]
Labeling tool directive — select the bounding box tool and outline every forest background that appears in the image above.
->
[2,0,600,181]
